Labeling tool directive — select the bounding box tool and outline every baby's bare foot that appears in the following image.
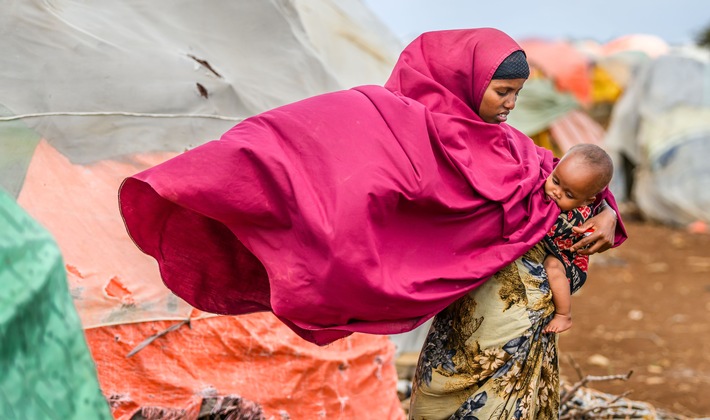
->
[544,313,572,333]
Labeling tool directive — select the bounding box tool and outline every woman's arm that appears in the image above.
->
[568,185,628,255]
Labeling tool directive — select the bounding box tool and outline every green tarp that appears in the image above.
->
[507,78,580,136]
[0,190,111,419]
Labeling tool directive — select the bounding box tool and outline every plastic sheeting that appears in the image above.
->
[596,51,654,92]
[1,1,408,417]
[1,0,402,329]
[548,110,606,153]
[506,78,604,159]
[0,190,111,419]
[89,316,402,419]
[506,78,580,136]
[601,34,670,59]
[520,39,593,105]
[605,47,710,225]
[0,0,401,193]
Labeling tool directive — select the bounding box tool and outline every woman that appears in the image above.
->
[119,29,624,356]
[403,34,623,419]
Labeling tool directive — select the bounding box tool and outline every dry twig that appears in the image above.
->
[126,319,191,358]
[559,356,687,419]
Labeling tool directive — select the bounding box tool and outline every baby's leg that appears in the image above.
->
[543,255,573,333]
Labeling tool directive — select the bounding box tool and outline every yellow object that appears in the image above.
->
[531,130,563,158]
[591,65,622,104]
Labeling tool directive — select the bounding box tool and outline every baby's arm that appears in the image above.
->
[543,255,573,333]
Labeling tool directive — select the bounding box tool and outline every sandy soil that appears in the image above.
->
[559,218,710,417]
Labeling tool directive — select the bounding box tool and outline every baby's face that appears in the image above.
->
[544,157,600,211]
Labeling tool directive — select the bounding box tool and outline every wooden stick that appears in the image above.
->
[126,318,191,358]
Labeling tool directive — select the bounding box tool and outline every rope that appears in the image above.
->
[0,111,245,122]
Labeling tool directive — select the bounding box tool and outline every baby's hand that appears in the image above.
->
[544,313,572,333]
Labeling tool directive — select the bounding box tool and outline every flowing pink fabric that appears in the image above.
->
[119,28,626,345]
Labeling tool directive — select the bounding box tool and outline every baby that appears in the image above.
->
[542,143,614,334]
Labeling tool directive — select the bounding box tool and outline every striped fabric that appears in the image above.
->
[549,109,606,154]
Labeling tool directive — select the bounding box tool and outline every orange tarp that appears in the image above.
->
[87,315,404,419]
[602,34,669,58]
[17,140,186,328]
[18,140,406,419]
[521,39,592,105]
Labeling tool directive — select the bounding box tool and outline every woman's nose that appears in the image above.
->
[504,95,516,110]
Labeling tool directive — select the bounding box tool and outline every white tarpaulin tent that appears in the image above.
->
[0,0,402,328]
[1,1,409,418]
[604,46,710,227]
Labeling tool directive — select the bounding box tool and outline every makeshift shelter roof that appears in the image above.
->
[1,0,402,332]
[602,34,670,58]
[605,46,710,226]
[0,1,406,418]
[506,78,606,157]
[520,38,593,105]
[0,190,112,419]
[592,34,670,92]
[506,78,580,136]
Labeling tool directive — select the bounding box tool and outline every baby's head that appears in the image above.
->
[544,144,613,211]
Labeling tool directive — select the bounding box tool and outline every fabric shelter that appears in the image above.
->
[0,1,406,417]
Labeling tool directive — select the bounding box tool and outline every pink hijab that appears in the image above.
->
[119,28,624,345]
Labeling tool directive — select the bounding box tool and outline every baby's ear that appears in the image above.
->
[585,196,597,205]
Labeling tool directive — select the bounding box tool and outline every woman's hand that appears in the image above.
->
[568,204,617,255]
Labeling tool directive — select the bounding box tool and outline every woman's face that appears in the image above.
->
[478,78,526,124]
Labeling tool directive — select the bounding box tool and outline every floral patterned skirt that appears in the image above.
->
[409,243,559,419]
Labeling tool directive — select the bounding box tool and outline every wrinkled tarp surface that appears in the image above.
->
[507,78,605,158]
[520,39,593,105]
[90,316,402,419]
[605,47,710,225]
[1,0,401,329]
[1,1,407,418]
[507,78,580,136]
[0,190,112,419]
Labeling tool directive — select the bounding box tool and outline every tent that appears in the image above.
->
[594,34,669,94]
[589,34,670,127]
[520,39,594,106]
[0,1,406,418]
[520,35,670,130]
[604,46,710,227]
[0,190,112,419]
[505,77,606,157]
[601,34,670,59]
[518,38,618,136]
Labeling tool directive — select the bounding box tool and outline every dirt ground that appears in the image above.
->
[558,216,710,417]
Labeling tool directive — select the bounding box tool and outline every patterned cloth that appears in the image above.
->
[409,243,559,419]
[542,205,594,294]
[409,206,603,419]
